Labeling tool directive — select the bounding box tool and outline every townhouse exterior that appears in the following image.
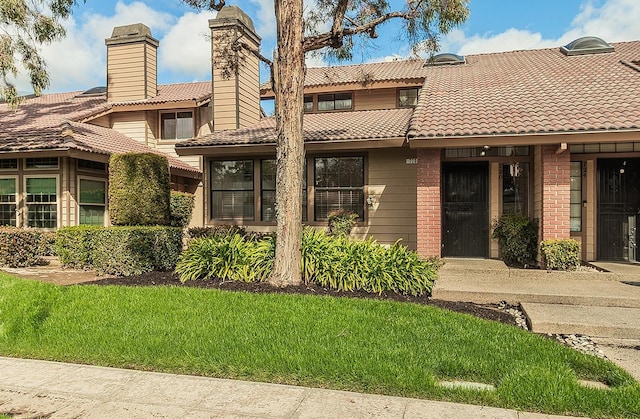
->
[2,5,639,264]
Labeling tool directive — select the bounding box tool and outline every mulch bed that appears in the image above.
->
[85,271,517,326]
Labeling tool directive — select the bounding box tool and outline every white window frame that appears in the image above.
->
[159,109,195,141]
[77,176,108,226]
[0,176,18,227]
[24,175,60,229]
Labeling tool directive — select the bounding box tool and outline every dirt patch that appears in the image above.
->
[83,271,517,326]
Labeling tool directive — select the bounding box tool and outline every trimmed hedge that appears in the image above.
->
[540,239,581,271]
[57,226,183,276]
[109,153,171,226]
[492,214,538,267]
[170,191,195,228]
[0,228,49,267]
[176,228,438,296]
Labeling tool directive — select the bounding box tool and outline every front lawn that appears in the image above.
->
[0,272,638,418]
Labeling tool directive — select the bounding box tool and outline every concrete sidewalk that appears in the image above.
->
[0,357,575,419]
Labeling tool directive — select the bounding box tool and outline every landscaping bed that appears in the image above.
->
[86,271,517,326]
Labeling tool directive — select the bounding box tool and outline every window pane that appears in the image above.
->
[211,160,254,220]
[0,159,18,169]
[304,96,313,112]
[502,163,529,215]
[79,179,106,204]
[570,162,582,232]
[314,157,364,221]
[334,93,352,110]
[212,191,254,220]
[80,205,105,226]
[26,157,58,169]
[0,178,16,196]
[26,177,57,228]
[175,112,193,139]
[0,178,16,226]
[317,94,334,111]
[161,113,176,140]
[399,88,419,107]
[27,205,57,228]
[26,178,56,202]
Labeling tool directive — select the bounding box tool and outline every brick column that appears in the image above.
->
[417,148,442,257]
[540,145,571,240]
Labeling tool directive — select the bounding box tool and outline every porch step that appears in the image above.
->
[521,303,640,339]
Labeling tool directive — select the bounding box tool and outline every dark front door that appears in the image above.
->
[442,162,489,257]
[598,158,640,261]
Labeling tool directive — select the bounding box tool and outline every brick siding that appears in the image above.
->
[416,148,442,257]
[540,145,571,240]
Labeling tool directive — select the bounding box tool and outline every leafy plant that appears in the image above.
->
[178,227,437,296]
[57,226,183,276]
[0,228,48,267]
[540,239,581,271]
[187,225,247,240]
[109,153,171,226]
[170,191,195,228]
[492,214,538,267]
[327,208,359,237]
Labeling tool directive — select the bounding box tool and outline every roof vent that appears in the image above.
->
[77,86,107,97]
[560,36,614,56]
[425,53,466,66]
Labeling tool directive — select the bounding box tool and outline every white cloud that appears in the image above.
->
[441,0,640,56]
[159,10,217,79]
[249,0,276,40]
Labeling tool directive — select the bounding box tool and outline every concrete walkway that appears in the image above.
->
[434,258,640,380]
[0,357,575,419]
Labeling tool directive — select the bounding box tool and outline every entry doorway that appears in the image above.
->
[597,158,640,261]
[442,162,489,257]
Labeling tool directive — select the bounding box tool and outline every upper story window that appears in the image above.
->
[317,93,352,112]
[161,111,194,140]
[398,88,420,107]
[304,96,314,113]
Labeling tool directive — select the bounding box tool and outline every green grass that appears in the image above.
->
[0,272,638,418]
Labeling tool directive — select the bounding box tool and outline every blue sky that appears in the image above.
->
[12,0,640,93]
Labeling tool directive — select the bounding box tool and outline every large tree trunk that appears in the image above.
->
[270,0,305,286]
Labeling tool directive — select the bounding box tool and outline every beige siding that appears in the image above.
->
[61,157,75,227]
[146,110,158,147]
[212,74,238,130]
[359,148,418,249]
[199,106,213,136]
[107,43,156,102]
[90,115,110,128]
[111,112,147,145]
[354,88,398,110]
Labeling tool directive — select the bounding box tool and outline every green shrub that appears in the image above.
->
[170,191,195,227]
[56,226,102,269]
[109,153,171,226]
[540,239,581,271]
[177,228,437,296]
[57,226,183,276]
[187,225,246,240]
[492,214,538,267]
[0,228,47,267]
[327,209,358,237]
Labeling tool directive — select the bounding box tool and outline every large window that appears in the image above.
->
[570,161,582,232]
[211,160,254,221]
[314,157,364,221]
[261,160,307,222]
[398,88,420,107]
[502,163,529,215]
[79,178,106,226]
[26,177,57,228]
[0,178,17,226]
[161,111,194,140]
[317,93,352,111]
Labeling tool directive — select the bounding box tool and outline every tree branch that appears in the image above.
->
[329,0,350,47]
[303,11,408,52]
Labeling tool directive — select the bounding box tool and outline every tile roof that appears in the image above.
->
[408,41,640,140]
[0,86,203,176]
[176,108,412,148]
[110,81,212,106]
[260,59,427,92]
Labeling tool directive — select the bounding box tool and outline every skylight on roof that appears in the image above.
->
[77,86,107,97]
[560,36,614,56]
[425,53,465,66]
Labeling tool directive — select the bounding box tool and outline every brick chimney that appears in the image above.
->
[209,6,261,130]
[105,23,159,103]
